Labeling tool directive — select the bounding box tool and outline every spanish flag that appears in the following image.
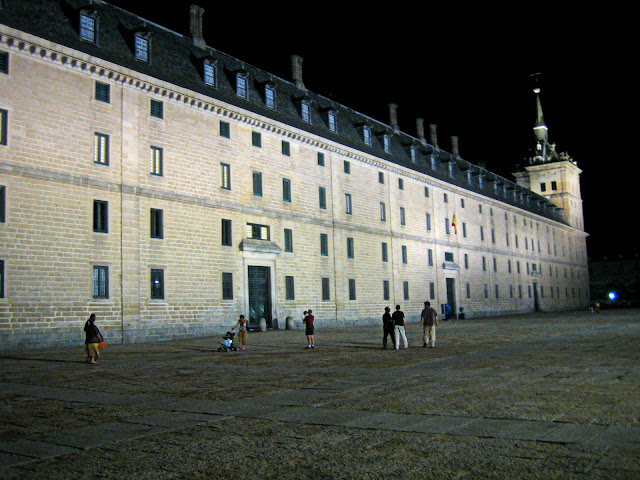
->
[452,215,458,234]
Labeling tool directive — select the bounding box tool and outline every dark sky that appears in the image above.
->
[108,1,634,259]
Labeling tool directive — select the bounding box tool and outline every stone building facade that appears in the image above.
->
[0,0,589,349]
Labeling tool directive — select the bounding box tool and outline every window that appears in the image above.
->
[382,242,388,262]
[424,186,430,197]
[0,260,4,298]
[151,146,163,176]
[347,237,354,259]
[428,249,433,267]
[252,131,261,147]
[247,223,270,240]
[410,147,418,163]
[150,269,164,299]
[345,193,352,215]
[398,178,404,190]
[285,276,295,300]
[445,218,450,234]
[317,152,325,166]
[150,99,163,119]
[348,279,356,300]
[284,228,293,252]
[253,171,262,196]
[344,160,351,174]
[380,202,386,222]
[301,102,311,123]
[378,171,385,184]
[363,126,372,146]
[221,163,231,190]
[383,280,390,301]
[400,207,406,226]
[426,213,431,231]
[79,11,97,43]
[402,245,408,264]
[445,252,454,262]
[135,33,150,62]
[383,135,391,153]
[92,266,109,299]
[265,84,276,109]
[95,81,110,103]
[322,277,331,301]
[94,133,109,165]
[540,182,546,192]
[0,185,5,223]
[220,219,232,246]
[150,208,163,239]
[328,111,337,132]
[93,200,108,233]
[204,60,217,87]
[219,121,230,138]
[429,282,435,299]
[281,140,290,156]
[282,178,291,202]
[551,181,558,190]
[236,73,248,99]
[320,233,328,256]
[403,281,409,300]
[318,186,327,210]
[222,272,233,299]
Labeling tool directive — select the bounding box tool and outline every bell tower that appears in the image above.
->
[513,87,585,231]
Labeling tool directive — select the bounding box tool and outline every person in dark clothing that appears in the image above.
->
[382,306,395,349]
[303,309,315,348]
[84,313,103,364]
[392,305,408,349]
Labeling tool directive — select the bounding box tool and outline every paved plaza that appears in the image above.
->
[1,309,639,479]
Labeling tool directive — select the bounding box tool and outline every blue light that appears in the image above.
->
[608,291,617,301]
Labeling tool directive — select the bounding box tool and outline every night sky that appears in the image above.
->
[108,1,634,259]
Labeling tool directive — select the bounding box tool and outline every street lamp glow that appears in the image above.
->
[608,291,617,301]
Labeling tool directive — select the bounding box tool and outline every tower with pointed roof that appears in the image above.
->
[513,87,585,231]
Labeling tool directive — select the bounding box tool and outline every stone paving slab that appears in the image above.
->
[0,310,639,479]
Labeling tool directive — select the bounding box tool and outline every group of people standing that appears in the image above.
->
[383,302,439,350]
[83,301,437,363]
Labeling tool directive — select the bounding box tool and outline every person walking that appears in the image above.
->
[303,309,315,348]
[392,305,408,350]
[382,306,395,349]
[419,301,439,348]
[84,313,103,364]
[232,314,248,350]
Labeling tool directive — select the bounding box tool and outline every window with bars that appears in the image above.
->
[222,272,233,299]
[221,219,232,246]
[93,200,108,233]
[151,146,163,176]
[150,269,164,299]
[94,133,109,165]
[92,265,109,299]
[150,208,163,239]
[150,99,163,119]
[95,81,110,103]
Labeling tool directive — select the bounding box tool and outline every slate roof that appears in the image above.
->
[0,0,567,225]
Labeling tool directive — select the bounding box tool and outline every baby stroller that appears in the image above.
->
[218,331,240,352]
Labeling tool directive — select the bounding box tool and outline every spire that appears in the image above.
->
[533,87,548,144]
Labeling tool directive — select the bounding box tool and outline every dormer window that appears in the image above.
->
[363,126,372,146]
[79,11,97,43]
[135,33,150,62]
[236,72,248,99]
[328,111,337,133]
[383,135,391,153]
[430,156,437,170]
[301,101,311,123]
[410,147,418,163]
[265,84,276,109]
[203,60,217,87]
